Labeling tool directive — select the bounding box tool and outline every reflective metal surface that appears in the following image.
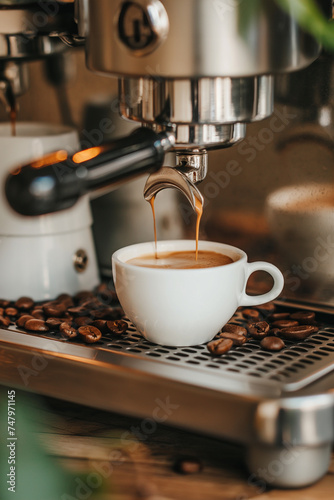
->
[175,150,208,184]
[0,3,76,37]
[119,76,272,149]
[0,0,77,75]
[149,122,246,150]
[0,35,67,60]
[120,76,274,125]
[144,166,204,212]
[87,0,322,78]
[0,61,28,111]
[86,0,324,152]
[0,61,28,96]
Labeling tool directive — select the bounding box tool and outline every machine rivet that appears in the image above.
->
[73,249,88,273]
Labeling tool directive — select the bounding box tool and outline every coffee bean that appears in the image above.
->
[16,314,34,327]
[260,336,285,351]
[271,319,299,329]
[59,322,77,339]
[174,456,203,475]
[268,328,281,337]
[79,298,101,311]
[67,305,88,316]
[289,310,316,324]
[15,296,34,310]
[96,283,118,303]
[96,283,108,294]
[267,312,290,323]
[106,306,125,320]
[63,312,74,321]
[31,309,45,320]
[24,319,49,332]
[242,308,261,321]
[46,317,69,329]
[207,338,233,355]
[56,293,74,308]
[222,323,248,337]
[106,320,128,335]
[78,325,102,343]
[74,290,95,303]
[219,331,247,346]
[0,315,11,327]
[90,320,108,333]
[57,293,72,301]
[279,325,318,341]
[256,302,276,315]
[43,302,67,318]
[92,307,116,319]
[248,321,270,340]
[5,307,18,317]
[74,316,93,327]
[0,287,125,341]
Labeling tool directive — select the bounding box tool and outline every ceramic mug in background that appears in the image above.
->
[0,122,99,301]
[266,183,334,287]
[112,240,284,346]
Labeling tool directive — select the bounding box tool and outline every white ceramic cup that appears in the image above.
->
[112,240,284,346]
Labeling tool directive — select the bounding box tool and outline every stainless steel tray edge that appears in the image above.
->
[1,328,333,450]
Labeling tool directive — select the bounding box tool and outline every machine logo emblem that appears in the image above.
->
[118,0,169,55]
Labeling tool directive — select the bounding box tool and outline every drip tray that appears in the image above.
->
[91,311,334,394]
[0,309,334,488]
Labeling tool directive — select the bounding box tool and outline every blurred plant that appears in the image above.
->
[237,0,334,51]
[0,389,105,500]
[275,0,334,51]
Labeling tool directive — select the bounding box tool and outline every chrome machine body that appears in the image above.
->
[2,0,326,205]
[0,0,76,110]
[85,0,322,182]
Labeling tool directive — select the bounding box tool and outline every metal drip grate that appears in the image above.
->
[6,310,334,392]
[101,317,334,390]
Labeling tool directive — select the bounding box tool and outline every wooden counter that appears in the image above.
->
[4,389,333,500]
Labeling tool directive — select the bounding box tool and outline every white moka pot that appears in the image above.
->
[0,122,99,301]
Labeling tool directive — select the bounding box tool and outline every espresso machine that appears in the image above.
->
[3,0,324,214]
[1,0,334,490]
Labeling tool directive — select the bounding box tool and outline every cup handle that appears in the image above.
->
[240,262,284,307]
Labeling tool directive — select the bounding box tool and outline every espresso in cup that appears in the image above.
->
[126,250,234,269]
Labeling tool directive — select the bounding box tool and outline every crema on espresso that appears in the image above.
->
[126,250,234,269]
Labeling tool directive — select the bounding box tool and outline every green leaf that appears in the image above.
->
[274,0,334,51]
[0,391,105,500]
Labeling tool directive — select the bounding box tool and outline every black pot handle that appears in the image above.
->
[5,127,173,216]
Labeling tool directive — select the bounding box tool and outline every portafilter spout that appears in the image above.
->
[144,167,204,213]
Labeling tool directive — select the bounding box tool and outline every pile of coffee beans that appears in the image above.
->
[0,284,126,344]
[0,291,320,356]
[207,303,319,356]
